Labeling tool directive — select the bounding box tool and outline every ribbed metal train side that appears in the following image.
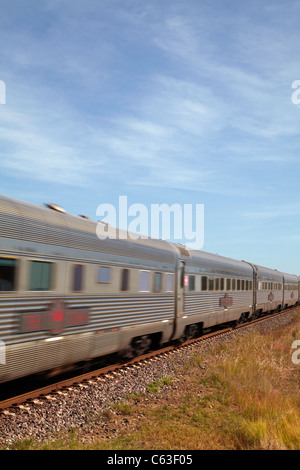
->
[175,251,255,335]
[0,292,176,382]
[0,195,299,384]
[283,273,299,308]
[0,195,179,383]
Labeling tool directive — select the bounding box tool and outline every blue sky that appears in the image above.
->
[0,0,300,274]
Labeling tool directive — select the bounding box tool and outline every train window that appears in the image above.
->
[246,280,248,290]
[188,275,195,291]
[98,266,111,283]
[237,279,241,291]
[201,276,208,291]
[30,261,52,291]
[249,281,252,290]
[139,270,150,292]
[153,272,162,292]
[215,278,220,290]
[0,257,16,291]
[72,264,84,291]
[165,273,174,292]
[232,279,236,290]
[220,278,224,291]
[209,277,214,291]
[226,278,231,290]
[121,269,130,291]
[241,280,245,291]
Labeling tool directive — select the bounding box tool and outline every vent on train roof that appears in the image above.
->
[78,214,90,219]
[44,203,67,214]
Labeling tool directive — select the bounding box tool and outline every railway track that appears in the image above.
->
[0,305,299,414]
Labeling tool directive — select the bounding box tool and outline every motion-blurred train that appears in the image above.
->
[0,195,299,383]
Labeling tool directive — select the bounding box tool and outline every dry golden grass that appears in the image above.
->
[11,314,300,450]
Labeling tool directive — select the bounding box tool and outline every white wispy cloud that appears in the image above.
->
[241,202,300,221]
[0,0,299,199]
[0,87,108,186]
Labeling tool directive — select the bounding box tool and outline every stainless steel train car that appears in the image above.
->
[282,272,299,309]
[0,195,298,384]
[249,264,285,317]
[179,250,255,337]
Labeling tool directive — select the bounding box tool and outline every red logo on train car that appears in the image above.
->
[291,292,295,299]
[268,292,274,301]
[20,300,89,334]
[21,313,44,332]
[48,299,66,334]
[220,293,233,308]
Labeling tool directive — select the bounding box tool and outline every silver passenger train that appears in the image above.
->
[0,195,299,384]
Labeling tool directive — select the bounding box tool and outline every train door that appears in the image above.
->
[170,259,186,342]
[177,260,185,317]
[242,261,257,317]
[252,267,257,315]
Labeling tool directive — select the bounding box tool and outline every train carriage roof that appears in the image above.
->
[250,264,284,281]
[0,195,178,264]
[185,249,253,277]
[281,272,299,283]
